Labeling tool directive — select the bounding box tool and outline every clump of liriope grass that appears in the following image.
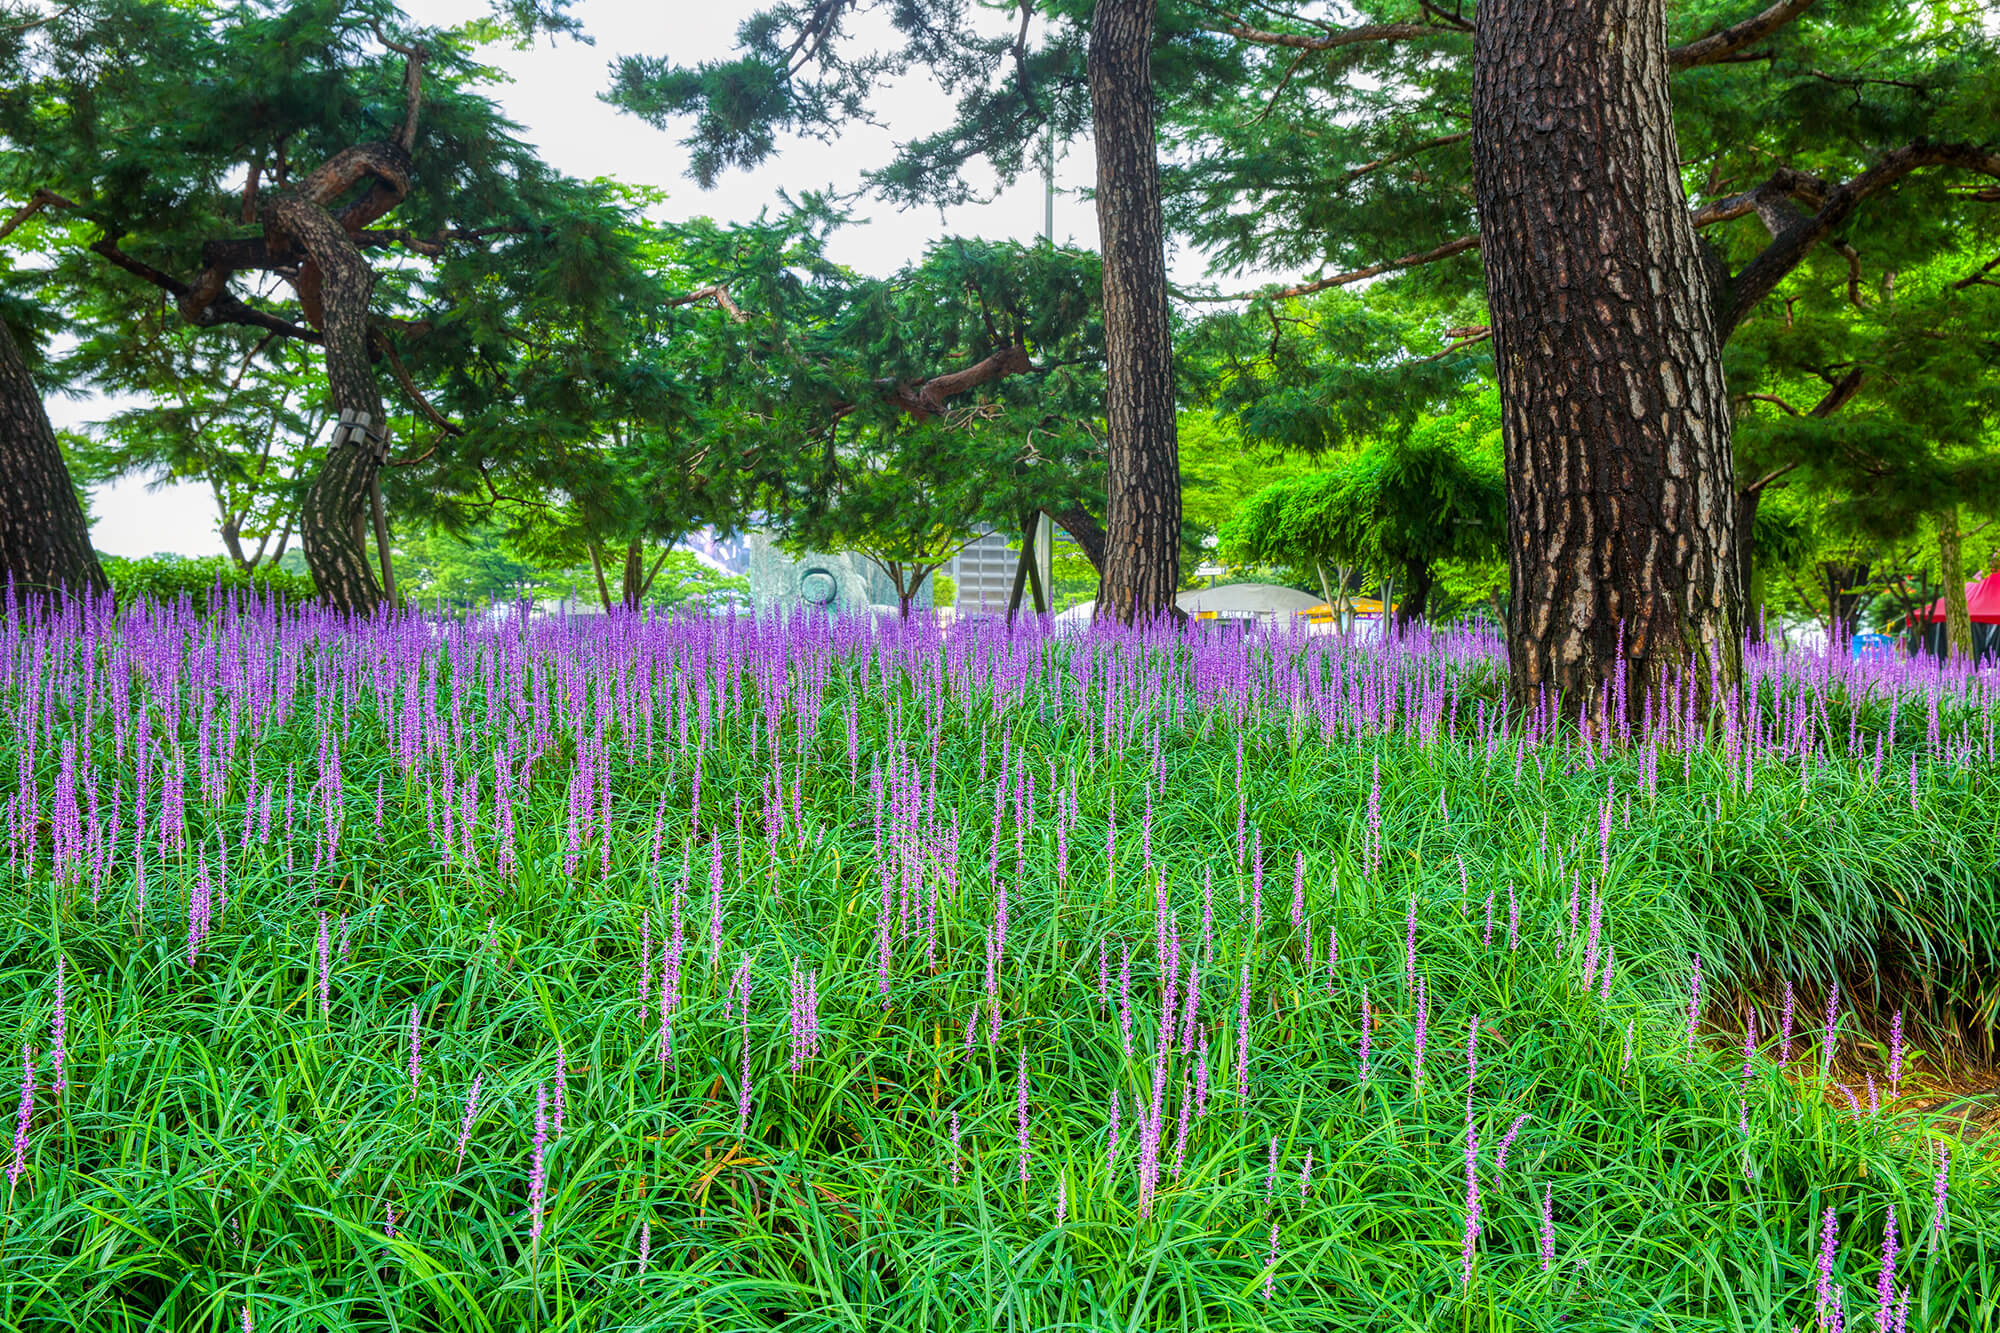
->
[0,605,1994,1332]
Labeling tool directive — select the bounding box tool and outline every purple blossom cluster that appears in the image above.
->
[0,599,1981,1311]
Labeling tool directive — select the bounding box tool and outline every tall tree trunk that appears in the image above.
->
[1395,564,1433,632]
[1088,0,1181,626]
[1472,0,1742,729]
[1937,508,1972,660]
[276,191,389,617]
[586,541,612,612]
[622,539,644,612]
[0,315,108,608]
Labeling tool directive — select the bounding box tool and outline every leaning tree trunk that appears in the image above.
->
[1089,0,1181,627]
[0,315,108,609]
[1937,507,1972,660]
[1051,503,1107,580]
[1472,0,1742,729]
[274,190,390,617]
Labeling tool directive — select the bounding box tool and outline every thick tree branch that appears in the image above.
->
[370,327,462,438]
[0,188,74,242]
[370,25,429,153]
[1739,367,1864,495]
[666,285,749,322]
[1049,503,1107,578]
[88,238,323,343]
[1718,142,2000,336]
[1194,234,1481,303]
[1955,253,2000,290]
[1413,324,1490,361]
[1667,0,1814,70]
[888,342,1033,417]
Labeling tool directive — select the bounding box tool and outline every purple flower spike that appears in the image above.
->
[1931,1142,1950,1235]
[1264,1219,1279,1302]
[50,957,66,1102]
[1876,1205,1898,1332]
[1359,986,1372,1083]
[950,1110,963,1185]
[1538,1183,1554,1272]
[1888,1009,1903,1100]
[1460,1116,1480,1287]
[1494,1114,1528,1174]
[529,1083,548,1244]
[1412,976,1428,1094]
[1815,1205,1839,1326]
[1684,954,1702,1060]
[1016,1052,1030,1185]
[1779,980,1795,1068]
[454,1074,483,1169]
[317,912,331,1021]
[9,1043,33,1187]
[407,1002,421,1098]
[553,1045,567,1137]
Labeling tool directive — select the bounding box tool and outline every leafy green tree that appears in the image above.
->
[0,1,107,604]
[1167,0,1998,710]
[60,310,325,572]
[5,0,675,613]
[1779,254,2000,652]
[1221,391,1504,630]
[715,235,1110,614]
[392,522,543,608]
[606,0,1193,624]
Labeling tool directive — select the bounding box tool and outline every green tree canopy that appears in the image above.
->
[1221,390,1504,627]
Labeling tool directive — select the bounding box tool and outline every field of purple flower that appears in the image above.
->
[2,597,1996,1331]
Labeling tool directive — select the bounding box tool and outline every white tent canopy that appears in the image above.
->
[1050,584,1319,633]
[1175,583,1321,617]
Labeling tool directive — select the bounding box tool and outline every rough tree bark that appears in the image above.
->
[1471,0,1742,727]
[1089,0,1182,626]
[271,181,397,615]
[0,315,109,608]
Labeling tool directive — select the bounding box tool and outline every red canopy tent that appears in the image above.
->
[1909,571,2000,625]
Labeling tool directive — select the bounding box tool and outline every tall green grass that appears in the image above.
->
[0,615,1994,1331]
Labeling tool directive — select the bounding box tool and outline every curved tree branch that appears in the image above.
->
[1717,142,2000,336]
[1667,0,1814,71]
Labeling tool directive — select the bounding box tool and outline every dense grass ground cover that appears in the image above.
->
[1,598,1996,1331]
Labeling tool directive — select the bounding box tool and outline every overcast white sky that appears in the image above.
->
[58,0,1134,558]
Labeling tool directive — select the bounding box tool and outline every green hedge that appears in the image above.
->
[101,554,315,616]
